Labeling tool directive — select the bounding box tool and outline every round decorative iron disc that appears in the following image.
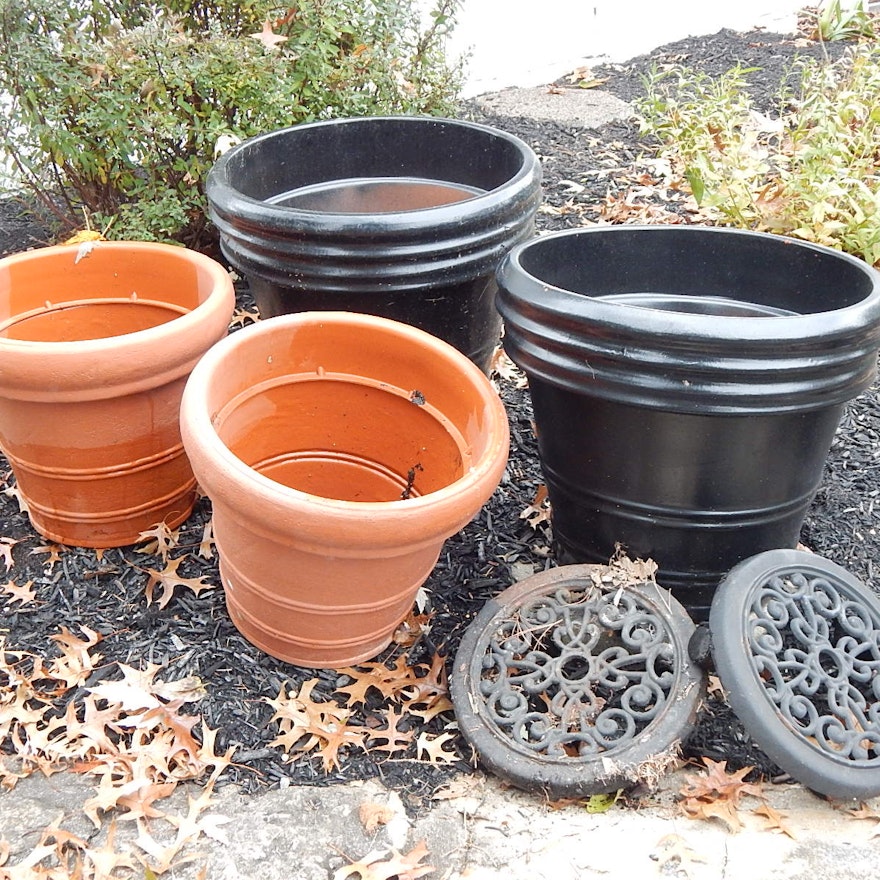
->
[450,565,705,797]
[710,549,880,799]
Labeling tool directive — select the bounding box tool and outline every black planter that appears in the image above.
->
[206,116,542,372]
[496,226,880,616]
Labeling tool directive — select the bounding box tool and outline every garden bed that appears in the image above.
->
[0,23,877,810]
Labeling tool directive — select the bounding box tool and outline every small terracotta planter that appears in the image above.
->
[0,241,235,547]
[179,311,510,667]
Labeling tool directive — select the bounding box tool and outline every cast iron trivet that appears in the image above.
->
[450,564,705,797]
[709,549,880,800]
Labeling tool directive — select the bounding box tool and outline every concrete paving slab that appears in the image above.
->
[2,764,879,878]
[474,86,633,128]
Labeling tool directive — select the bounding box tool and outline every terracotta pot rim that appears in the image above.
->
[0,241,235,398]
[180,311,510,540]
[0,241,233,355]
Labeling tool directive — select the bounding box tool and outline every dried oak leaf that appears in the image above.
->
[681,796,744,832]
[268,679,366,771]
[520,484,551,527]
[404,652,449,704]
[87,662,164,713]
[336,656,421,706]
[416,731,459,765]
[392,610,433,647]
[333,840,434,880]
[836,801,880,836]
[65,693,125,755]
[145,556,215,608]
[48,626,103,689]
[842,801,880,821]
[406,696,454,724]
[679,758,764,832]
[229,305,260,329]
[0,536,19,570]
[83,769,162,828]
[198,517,216,559]
[0,578,36,605]
[489,347,528,389]
[81,819,139,876]
[365,707,414,755]
[165,784,231,847]
[30,543,63,573]
[136,521,181,560]
[1,479,28,514]
[751,802,797,839]
[311,721,367,772]
[358,801,396,834]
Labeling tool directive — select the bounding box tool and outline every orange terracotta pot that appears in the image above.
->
[179,311,510,668]
[0,241,235,547]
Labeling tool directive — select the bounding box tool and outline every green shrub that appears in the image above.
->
[636,43,880,267]
[0,0,462,248]
[815,0,875,42]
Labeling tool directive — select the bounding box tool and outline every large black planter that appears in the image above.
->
[496,226,880,616]
[206,116,542,372]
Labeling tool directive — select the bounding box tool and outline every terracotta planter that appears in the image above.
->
[0,241,235,547]
[206,116,542,372]
[179,311,510,667]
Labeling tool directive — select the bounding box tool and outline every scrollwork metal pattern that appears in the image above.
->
[477,585,677,758]
[747,569,880,764]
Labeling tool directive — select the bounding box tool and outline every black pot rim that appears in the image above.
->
[496,225,880,413]
[499,225,880,345]
[208,115,540,237]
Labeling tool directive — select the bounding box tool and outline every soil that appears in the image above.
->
[1,23,877,806]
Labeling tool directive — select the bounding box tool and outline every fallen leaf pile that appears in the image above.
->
[267,652,459,771]
[0,628,232,876]
[679,758,795,838]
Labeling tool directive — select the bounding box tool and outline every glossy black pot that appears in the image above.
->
[206,116,542,372]
[496,226,880,616]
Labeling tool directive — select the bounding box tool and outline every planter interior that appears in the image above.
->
[219,378,467,502]
[0,299,189,341]
[0,242,235,547]
[497,226,880,617]
[518,227,875,317]
[207,116,542,372]
[180,311,509,667]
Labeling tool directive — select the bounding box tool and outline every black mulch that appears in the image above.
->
[1,24,878,807]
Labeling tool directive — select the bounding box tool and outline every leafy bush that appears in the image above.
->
[0,0,462,248]
[636,43,880,267]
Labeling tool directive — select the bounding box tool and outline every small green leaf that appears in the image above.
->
[585,790,622,813]
[684,167,706,204]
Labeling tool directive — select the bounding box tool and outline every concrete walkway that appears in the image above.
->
[3,758,878,878]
